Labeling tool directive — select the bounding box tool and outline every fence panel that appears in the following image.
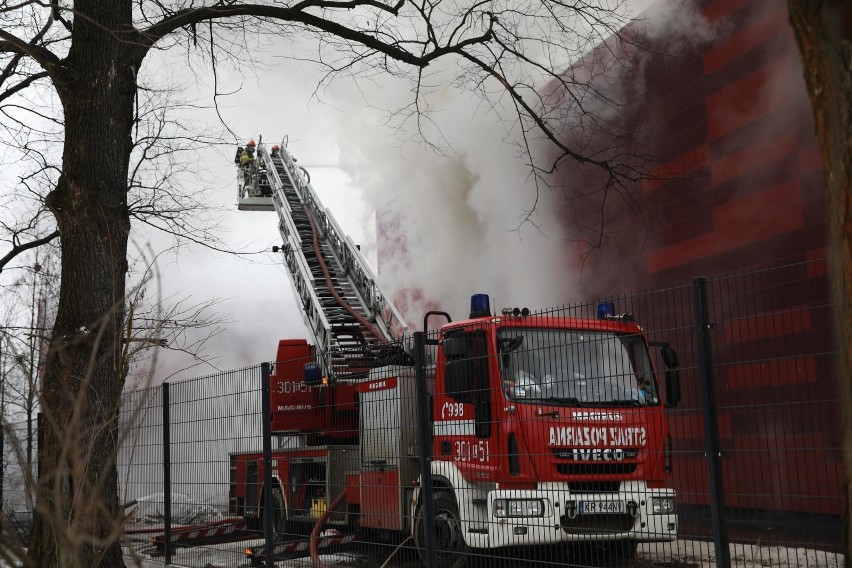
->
[120,365,265,566]
[118,385,165,530]
[704,259,841,566]
[1,417,36,544]
[113,259,842,568]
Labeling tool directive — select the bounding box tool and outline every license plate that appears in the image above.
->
[578,500,625,514]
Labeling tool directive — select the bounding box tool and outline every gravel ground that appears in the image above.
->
[122,538,845,568]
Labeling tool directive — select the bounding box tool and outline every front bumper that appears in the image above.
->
[483,484,677,549]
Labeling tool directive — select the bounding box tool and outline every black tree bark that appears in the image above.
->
[29,2,137,566]
[787,0,852,562]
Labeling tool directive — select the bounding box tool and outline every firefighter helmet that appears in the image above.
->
[246,139,256,148]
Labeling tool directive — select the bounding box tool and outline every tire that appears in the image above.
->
[415,492,471,568]
[271,485,292,540]
[346,504,360,535]
[248,485,289,539]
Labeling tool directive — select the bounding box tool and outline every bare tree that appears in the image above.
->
[786,1,852,561]
[121,245,230,386]
[0,1,663,566]
[0,245,227,566]
[0,252,58,483]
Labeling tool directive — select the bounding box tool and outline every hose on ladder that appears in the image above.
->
[303,204,387,343]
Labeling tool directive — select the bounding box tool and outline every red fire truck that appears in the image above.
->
[229,137,681,566]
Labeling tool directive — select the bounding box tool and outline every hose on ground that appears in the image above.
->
[309,490,347,568]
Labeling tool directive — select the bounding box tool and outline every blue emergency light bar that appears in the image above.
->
[303,362,322,386]
[470,294,491,318]
[597,301,616,320]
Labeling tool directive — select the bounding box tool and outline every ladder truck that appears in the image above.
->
[229,137,682,567]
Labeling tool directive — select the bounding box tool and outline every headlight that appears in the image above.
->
[493,499,545,517]
[651,497,675,514]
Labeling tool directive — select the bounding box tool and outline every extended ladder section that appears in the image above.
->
[238,138,408,379]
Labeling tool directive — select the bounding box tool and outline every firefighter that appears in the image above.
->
[240,139,256,167]
[271,144,280,157]
[240,139,256,190]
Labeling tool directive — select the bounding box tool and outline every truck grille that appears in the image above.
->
[556,463,637,475]
[561,514,636,533]
[568,481,621,493]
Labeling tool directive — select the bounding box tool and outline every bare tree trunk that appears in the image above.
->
[27,2,136,566]
[787,0,852,561]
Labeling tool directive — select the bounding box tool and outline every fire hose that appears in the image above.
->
[309,490,348,568]
[303,204,387,343]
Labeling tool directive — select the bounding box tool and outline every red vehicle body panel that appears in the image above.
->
[359,469,401,531]
[269,339,359,439]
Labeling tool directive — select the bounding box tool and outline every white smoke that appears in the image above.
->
[324,0,714,325]
[329,74,572,323]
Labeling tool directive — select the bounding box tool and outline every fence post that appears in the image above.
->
[0,422,4,527]
[162,382,172,566]
[413,332,436,568]
[692,277,730,568]
[36,412,42,481]
[260,362,275,568]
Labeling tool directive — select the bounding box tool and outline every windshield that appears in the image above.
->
[498,328,659,406]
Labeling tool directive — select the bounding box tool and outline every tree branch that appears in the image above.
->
[0,71,50,104]
[0,230,60,273]
[290,0,404,15]
[50,0,73,32]
[457,49,627,180]
[0,28,61,77]
[137,4,424,67]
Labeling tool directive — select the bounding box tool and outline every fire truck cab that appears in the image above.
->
[402,296,680,564]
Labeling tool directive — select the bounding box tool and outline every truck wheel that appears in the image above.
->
[247,485,286,538]
[346,504,360,534]
[271,486,290,540]
[416,492,470,568]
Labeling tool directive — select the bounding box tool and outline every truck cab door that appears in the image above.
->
[440,329,498,474]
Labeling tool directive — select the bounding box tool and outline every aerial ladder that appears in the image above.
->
[237,136,408,379]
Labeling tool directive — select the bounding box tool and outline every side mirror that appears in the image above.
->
[474,397,491,438]
[665,368,681,407]
[661,344,679,368]
[660,345,681,407]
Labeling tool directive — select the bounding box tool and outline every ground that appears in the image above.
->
[122,539,845,568]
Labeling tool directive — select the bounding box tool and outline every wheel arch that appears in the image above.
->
[409,462,491,548]
[252,476,286,534]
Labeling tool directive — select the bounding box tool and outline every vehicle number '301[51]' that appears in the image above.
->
[454,440,491,463]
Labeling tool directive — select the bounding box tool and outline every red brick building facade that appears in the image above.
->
[556,0,839,543]
[569,0,826,296]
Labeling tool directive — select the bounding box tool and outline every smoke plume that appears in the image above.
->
[327,0,715,325]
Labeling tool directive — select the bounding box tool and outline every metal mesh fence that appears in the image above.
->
[118,366,266,566]
[0,417,35,545]
[7,258,839,568]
